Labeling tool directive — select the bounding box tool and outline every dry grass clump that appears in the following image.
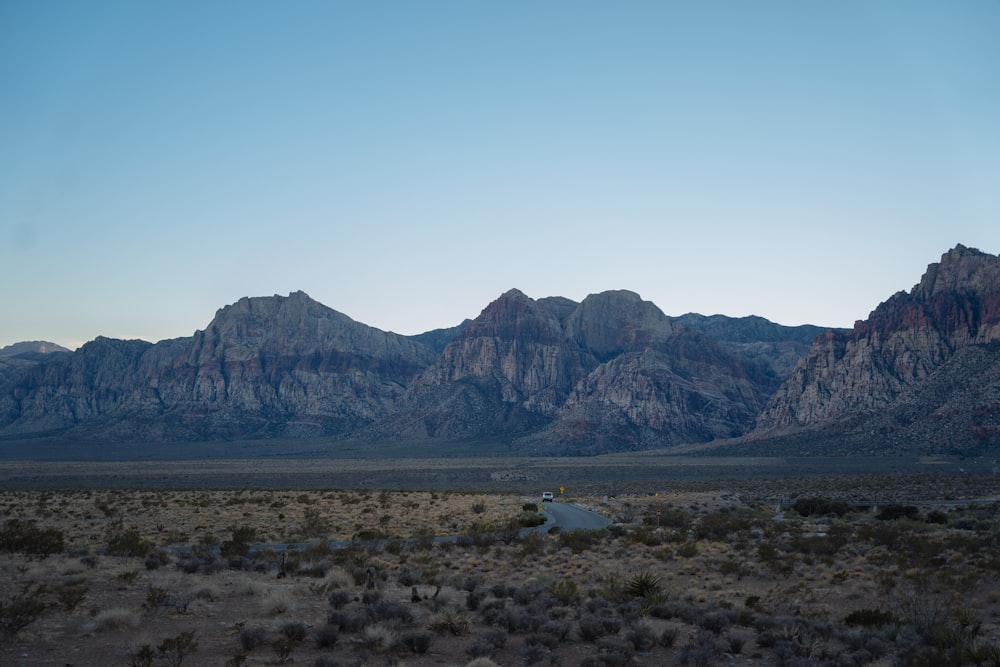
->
[81,607,137,633]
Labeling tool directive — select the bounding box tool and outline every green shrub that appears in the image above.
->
[516,510,546,528]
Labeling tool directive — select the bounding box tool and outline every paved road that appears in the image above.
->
[536,500,611,532]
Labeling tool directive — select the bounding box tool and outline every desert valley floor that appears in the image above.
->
[2,453,999,667]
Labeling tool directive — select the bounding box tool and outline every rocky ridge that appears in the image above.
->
[750,245,1000,454]
[1,245,998,456]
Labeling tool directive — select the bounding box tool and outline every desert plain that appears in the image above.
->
[1,454,999,666]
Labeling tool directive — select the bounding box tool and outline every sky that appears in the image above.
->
[2,1,998,350]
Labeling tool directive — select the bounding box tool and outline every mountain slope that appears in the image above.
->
[750,245,1000,453]
[0,292,437,441]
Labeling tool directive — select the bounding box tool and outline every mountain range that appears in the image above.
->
[2,244,998,457]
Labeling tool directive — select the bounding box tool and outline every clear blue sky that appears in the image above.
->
[2,1,998,349]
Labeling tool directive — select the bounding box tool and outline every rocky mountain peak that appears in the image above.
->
[0,341,71,357]
[912,244,1000,300]
[565,290,673,362]
[754,245,1000,447]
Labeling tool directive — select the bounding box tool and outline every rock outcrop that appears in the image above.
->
[369,290,790,453]
[752,245,1000,452]
[0,292,437,441]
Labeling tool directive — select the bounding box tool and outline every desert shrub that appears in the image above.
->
[925,509,949,524]
[428,606,470,635]
[261,588,293,615]
[53,582,88,612]
[401,629,434,654]
[240,626,268,651]
[297,561,328,578]
[157,631,197,667]
[694,508,751,540]
[271,636,300,662]
[718,558,743,576]
[579,615,619,641]
[876,504,920,521]
[498,606,541,633]
[84,607,137,633]
[625,622,658,651]
[373,599,413,623]
[522,643,550,665]
[328,589,351,609]
[558,529,604,553]
[363,623,399,653]
[791,528,850,558]
[329,607,376,632]
[0,583,50,639]
[699,609,732,634]
[793,497,852,518]
[465,589,486,611]
[107,529,152,558]
[313,623,339,648]
[142,584,170,613]
[466,628,507,657]
[548,578,579,605]
[281,621,307,641]
[593,636,635,665]
[0,519,65,557]
[128,643,156,667]
[675,541,699,558]
[628,526,663,546]
[516,510,546,528]
[220,525,257,559]
[844,607,897,628]
[490,582,512,598]
[299,508,331,537]
[679,629,722,666]
[524,631,560,650]
[397,566,421,586]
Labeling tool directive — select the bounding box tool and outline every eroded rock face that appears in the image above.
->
[0,292,437,440]
[755,245,1000,435]
[389,290,787,452]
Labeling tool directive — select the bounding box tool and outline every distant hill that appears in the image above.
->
[0,340,70,386]
[1,245,998,457]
